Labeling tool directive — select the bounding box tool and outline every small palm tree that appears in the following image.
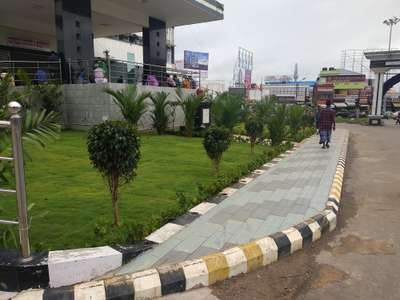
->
[212,92,243,132]
[175,88,202,137]
[150,91,170,135]
[104,85,150,127]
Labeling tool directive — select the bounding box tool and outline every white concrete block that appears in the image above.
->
[223,247,247,278]
[255,237,278,266]
[48,246,122,288]
[145,223,184,244]
[239,177,253,185]
[12,289,43,300]
[74,281,106,300]
[307,221,321,242]
[182,259,209,289]
[282,228,303,253]
[190,202,217,215]
[324,210,337,232]
[253,169,265,175]
[131,269,162,299]
[263,163,274,168]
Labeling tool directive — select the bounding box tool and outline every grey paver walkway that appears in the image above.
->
[117,129,347,275]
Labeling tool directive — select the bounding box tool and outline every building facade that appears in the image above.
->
[314,68,372,109]
[261,80,316,103]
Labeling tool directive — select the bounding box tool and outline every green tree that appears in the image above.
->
[150,91,170,135]
[87,121,141,227]
[253,96,277,124]
[203,126,231,174]
[176,88,202,137]
[287,105,305,137]
[104,85,150,127]
[212,92,243,132]
[268,103,287,146]
[245,116,264,153]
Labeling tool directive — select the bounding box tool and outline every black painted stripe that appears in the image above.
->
[43,286,74,300]
[328,197,340,208]
[326,204,338,215]
[269,232,291,259]
[104,276,134,300]
[294,223,313,248]
[311,214,330,235]
[157,265,186,296]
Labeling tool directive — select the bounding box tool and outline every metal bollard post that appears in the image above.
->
[8,102,31,259]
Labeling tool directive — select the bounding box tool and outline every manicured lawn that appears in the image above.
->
[1,131,265,251]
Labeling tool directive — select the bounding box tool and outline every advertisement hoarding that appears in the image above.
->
[184,51,209,71]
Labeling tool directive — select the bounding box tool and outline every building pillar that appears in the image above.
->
[55,0,94,83]
[370,70,386,117]
[143,17,167,84]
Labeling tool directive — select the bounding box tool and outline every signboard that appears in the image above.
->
[184,51,209,71]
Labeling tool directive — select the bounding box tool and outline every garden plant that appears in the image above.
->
[175,87,202,137]
[104,85,151,127]
[203,126,232,174]
[87,120,141,227]
[211,92,243,132]
[150,91,170,135]
[245,116,264,153]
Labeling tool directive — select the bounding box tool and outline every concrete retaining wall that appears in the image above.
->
[62,83,194,131]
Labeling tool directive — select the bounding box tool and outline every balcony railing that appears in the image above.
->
[0,58,202,89]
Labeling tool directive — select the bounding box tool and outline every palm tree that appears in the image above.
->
[104,85,151,127]
[175,88,202,137]
[211,92,243,132]
[150,91,170,135]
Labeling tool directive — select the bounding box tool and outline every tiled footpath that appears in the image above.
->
[12,129,348,299]
[117,129,348,275]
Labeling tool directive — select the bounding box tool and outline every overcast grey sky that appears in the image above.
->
[175,0,400,84]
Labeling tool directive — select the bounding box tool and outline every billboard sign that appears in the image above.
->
[184,51,209,71]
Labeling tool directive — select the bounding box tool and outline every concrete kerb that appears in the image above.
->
[13,131,349,300]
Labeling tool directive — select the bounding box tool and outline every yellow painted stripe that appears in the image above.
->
[202,253,229,285]
[240,243,263,272]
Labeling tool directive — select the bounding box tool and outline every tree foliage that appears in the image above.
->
[268,103,287,146]
[203,126,231,174]
[245,116,264,153]
[211,92,243,132]
[287,105,305,137]
[87,121,141,226]
[150,91,170,135]
[175,87,202,137]
[104,85,150,127]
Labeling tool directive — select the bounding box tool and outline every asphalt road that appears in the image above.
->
[164,121,400,300]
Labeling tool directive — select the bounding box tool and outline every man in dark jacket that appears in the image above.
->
[318,100,336,149]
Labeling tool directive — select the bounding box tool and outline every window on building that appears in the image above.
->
[127,52,135,72]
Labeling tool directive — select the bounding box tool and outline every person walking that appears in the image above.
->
[318,100,336,149]
[396,112,400,125]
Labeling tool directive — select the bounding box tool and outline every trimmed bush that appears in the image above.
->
[87,120,141,226]
[203,126,232,174]
[268,103,287,146]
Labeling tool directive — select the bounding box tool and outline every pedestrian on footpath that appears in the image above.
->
[318,100,336,149]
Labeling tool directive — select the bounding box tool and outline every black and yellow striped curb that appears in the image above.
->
[13,132,349,300]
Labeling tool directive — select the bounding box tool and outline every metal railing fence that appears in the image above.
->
[0,102,30,258]
[0,58,202,89]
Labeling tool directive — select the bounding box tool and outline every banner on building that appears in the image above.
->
[184,51,209,71]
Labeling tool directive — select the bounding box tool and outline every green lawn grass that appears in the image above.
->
[1,131,265,251]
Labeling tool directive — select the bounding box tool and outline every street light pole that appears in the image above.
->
[383,17,400,52]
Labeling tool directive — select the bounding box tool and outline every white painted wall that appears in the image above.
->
[94,38,143,64]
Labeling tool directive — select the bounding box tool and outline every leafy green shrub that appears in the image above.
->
[268,104,287,146]
[177,191,194,212]
[176,88,202,137]
[203,126,232,174]
[87,120,141,226]
[150,91,170,135]
[245,116,264,153]
[254,97,277,124]
[233,123,246,135]
[93,219,147,246]
[287,105,305,137]
[32,84,63,113]
[104,85,150,127]
[212,92,243,132]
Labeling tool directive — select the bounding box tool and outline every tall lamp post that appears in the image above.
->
[383,17,400,52]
